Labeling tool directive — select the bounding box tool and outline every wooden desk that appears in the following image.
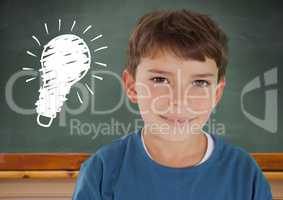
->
[0,153,283,199]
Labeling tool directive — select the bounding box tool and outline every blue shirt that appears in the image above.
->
[72,128,272,200]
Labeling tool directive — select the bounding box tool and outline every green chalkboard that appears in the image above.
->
[0,0,282,153]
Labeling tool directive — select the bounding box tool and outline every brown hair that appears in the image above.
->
[126,9,228,82]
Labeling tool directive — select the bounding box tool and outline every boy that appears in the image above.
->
[72,9,272,199]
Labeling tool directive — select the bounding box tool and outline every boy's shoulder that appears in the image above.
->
[213,134,272,198]
[214,134,261,171]
[98,131,136,156]
[83,130,138,166]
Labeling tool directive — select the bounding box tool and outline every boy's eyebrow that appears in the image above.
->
[190,73,215,78]
[147,69,215,78]
[147,69,173,75]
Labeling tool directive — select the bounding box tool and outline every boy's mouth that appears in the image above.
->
[159,115,196,124]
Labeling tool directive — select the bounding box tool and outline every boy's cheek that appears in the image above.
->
[148,85,172,97]
[136,96,156,116]
[190,114,211,129]
[187,99,214,114]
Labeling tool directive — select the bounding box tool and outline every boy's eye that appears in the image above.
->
[150,77,169,84]
[192,80,210,87]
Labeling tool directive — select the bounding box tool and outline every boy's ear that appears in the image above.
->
[122,69,138,103]
[214,77,226,107]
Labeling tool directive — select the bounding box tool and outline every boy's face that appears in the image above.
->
[123,51,225,142]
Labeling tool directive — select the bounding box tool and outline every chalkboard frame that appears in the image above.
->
[0,153,283,180]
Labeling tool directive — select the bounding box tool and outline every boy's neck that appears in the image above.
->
[142,127,207,168]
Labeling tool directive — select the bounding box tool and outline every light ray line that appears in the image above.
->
[94,46,108,53]
[44,23,49,34]
[25,77,37,83]
[91,74,103,80]
[85,83,94,95]
[90,34,102,42]
[22,67,35,71]
[58,19,61,32]
[83,25,92,34]
[95,62,107,67]
[26,51,37,57]
[76,91,83,104]
[32,35,41,46]
[70,20,76,32]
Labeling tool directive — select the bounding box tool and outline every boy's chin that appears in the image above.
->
[144,122,203,142]
[151,129,202,142]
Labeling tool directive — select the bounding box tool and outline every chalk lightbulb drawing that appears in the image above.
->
[23,19,107,127]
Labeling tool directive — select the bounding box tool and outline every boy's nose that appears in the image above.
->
[171,87,188,108]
